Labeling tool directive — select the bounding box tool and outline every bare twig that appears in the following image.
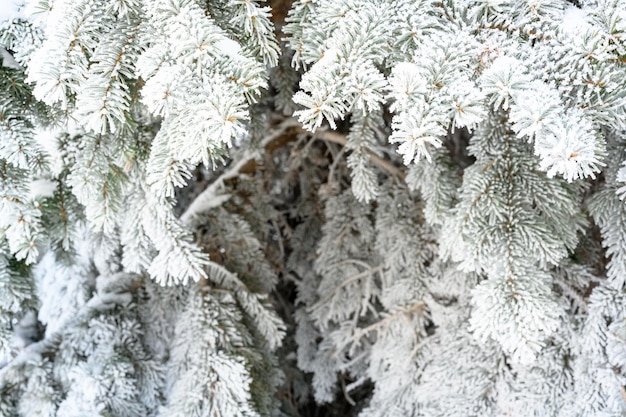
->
[180,119,404,223]
[180,154,255,224]
[180,118,301,224]
[309,128,405,181]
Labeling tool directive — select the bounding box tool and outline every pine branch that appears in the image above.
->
[0,273,142,375]
[307,264,383,312]
[334,300,426,355]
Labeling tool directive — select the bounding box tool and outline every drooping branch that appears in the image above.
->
[0,274,141,381]
[307,264,384,312]
[334,301,426,355]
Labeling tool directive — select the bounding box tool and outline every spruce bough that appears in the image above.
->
[1,0,625,415]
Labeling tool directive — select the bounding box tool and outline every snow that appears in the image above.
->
[215,38,242,56]
[34,128,64,175]
[0,48,20,69]
[0,0,26,23]
[29,179,57,199]
[561,5,591,35]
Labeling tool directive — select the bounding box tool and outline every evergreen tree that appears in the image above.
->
[1,0,626,416]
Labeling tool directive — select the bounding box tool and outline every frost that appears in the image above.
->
[2,0,626,416]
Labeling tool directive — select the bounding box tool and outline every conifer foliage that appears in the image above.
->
[1,0,626,415]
